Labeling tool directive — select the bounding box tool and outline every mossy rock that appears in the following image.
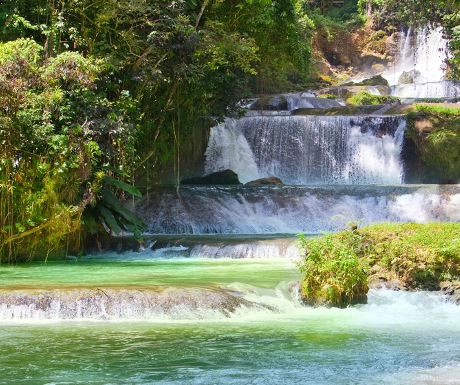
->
[250,95,288,111]
[297,223,460,307]
[292,105,385,116]
[354,75,390,87]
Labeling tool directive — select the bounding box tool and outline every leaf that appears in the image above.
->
[100,188,146,230]
[103,175,142,197]
[99,205,122,235]
[82,210,99,234]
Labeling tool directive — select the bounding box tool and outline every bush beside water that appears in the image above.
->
[297,223,460,308]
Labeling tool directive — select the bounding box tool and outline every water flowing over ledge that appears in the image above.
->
[0,287,281,321]
[205,115,406,185]
[384,27,460,99]
[135,185,460,235]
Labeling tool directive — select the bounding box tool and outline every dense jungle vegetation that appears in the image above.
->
[1,0,459,261]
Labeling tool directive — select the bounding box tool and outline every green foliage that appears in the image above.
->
[318,93,338,99]
[298,223,460,307]
[414,103,460,116]
[82,171,145,242]
[297,230,369,308]
[0,38,141,262]
[356,223,460,286]
[348,91,399,105]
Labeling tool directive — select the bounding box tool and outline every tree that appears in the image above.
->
[0,38,143,262]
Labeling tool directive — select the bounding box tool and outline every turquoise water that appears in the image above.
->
[1,238,460,384]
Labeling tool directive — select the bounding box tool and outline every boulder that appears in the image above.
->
[398,70,421,85]
[245,176,284,186]
[181,169,242,185]
[249,95,288,111]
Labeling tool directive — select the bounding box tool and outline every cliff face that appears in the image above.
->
[311,24,400,84]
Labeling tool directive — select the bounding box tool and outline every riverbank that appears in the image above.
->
[297,222,460,307]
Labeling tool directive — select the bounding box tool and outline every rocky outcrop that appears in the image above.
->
[181,169,241,185]
[315,85,391,99]
[292,104,385,116]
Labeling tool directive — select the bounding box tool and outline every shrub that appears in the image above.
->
[348,91,398,105]
[297,230,369,308]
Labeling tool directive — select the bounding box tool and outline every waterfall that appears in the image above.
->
[136,185,460,235]
[385,27,460,98]
[205,115,406,185]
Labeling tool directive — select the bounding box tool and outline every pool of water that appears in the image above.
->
[1,239,460,384]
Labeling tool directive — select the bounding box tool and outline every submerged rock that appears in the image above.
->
[181,169,241,185]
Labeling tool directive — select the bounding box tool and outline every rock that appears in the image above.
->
[356,75,389,87]
[440,281,460,304]
[398,70,421,85]
[292,104,385,116]
[249,95,288,111]
[245,176,284,186]
[181,169,241,185]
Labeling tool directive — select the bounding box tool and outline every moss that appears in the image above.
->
[343,75,389,87]
[292,104,384,116]
[297,223,460,307]
[347,91,398,105]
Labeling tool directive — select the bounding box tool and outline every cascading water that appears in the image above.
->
[205,115,406,185]
[384,27,460,98]
[137,185,460,234]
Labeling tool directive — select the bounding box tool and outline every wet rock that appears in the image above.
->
[344,75,389,87]
[181,169,241,185]
[398,70,421,85]
[245,177,283,186]
[440,281,460,304]
[368,277,408,291]
[250,95,288,111]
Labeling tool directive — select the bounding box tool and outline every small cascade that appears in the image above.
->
[136,185,460,234]
[205,115,406,185]
[385,27,460,98]
[0,287,278,321]
[148,235,300,259]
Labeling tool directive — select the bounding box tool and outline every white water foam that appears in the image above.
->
[204,119,260,183]
[2,286,460,324]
